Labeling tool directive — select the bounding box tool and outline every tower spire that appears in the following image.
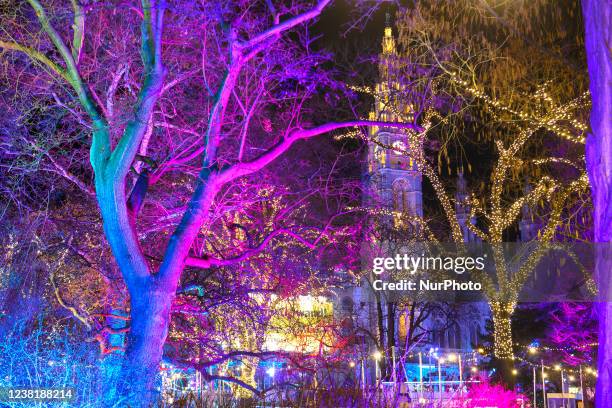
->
[382,13,396,55]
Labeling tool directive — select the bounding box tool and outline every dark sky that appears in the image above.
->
[312,0,398,64]
[314,1,395,40]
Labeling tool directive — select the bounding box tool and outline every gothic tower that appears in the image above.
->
[366,18,423,221]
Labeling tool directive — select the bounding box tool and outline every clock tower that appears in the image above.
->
[366,18,423,221]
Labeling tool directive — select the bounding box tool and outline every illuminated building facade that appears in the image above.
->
[335,20,491,385]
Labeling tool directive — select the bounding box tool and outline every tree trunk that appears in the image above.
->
[492,308,515,387]
[582,0,612,406]
[118,282,175,405]
[96,182,175,405]
[595,252,612,407]
[492,309,513,359]
[386,302,396,380]
[375,295,386,380]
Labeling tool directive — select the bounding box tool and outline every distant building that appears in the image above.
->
[333,19,490,388]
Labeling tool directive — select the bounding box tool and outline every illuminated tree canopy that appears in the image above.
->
[0,0,607,406]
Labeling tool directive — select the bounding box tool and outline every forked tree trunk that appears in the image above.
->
[96,181,176,405]
[581,0,612,406]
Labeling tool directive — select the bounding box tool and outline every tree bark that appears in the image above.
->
[118,282,175,404]
[582,0,612,406]
[96,178,168,405]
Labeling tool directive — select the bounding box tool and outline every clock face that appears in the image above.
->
[392,141,406,153]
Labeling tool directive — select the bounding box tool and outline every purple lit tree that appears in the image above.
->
[581,0,612,405]
[547,302,597,366]
[0,0,420,403]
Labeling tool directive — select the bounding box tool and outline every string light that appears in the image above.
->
[359,86,590,362]
[447,73,588,144]
[478,345,596,376]
[354,25,591,364]
[519,343,598,353]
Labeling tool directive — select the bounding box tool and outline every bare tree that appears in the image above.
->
[581,0,612,405]
[0,0,420,403]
